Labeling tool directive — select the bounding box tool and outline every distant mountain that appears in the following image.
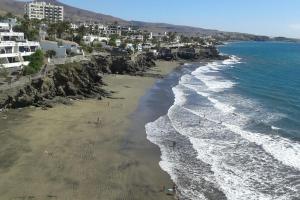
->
[0,0,24,16]
[271,37,300,43]
[1,0,294,41]
[130,21,272,41]
[130,21,220,36]
[0,0,225,36]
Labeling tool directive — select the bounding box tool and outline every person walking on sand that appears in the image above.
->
[96,117,102,127]
[173,184,179,197]
[172,141,176,149]
[161,185,166,192]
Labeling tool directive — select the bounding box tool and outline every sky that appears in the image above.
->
[26,0,300,38]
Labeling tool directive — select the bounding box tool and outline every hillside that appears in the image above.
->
[0,0,127,24]
[0,0,24,16]
[0,0,223,35]
[130,21,220,36]
[0,0,272,40]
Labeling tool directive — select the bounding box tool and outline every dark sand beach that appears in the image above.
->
[0,61,181,200]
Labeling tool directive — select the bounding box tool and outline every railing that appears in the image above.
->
[1,61,29,68]
[20,52,34,57]
[0,41,16,46]
[0,42,39,49]
[0,32,24,37]
[49,55,87,65]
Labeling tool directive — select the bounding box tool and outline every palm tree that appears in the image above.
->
[56,21,71,39]
[88,25,93,35]
[47,23,57,40]
[93,25,100,35]
[77,25,87,37]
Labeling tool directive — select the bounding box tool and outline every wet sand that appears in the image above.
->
[0,61,180,200]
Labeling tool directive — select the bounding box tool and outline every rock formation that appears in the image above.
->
[0,53,156,109]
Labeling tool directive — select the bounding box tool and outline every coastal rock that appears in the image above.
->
[0,53,157,109]
[92,55,112,73]
[109,54,155,74]
[159,46,229,61]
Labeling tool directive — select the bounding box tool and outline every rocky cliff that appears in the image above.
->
[0,54,156,109]
[159,46,229,61]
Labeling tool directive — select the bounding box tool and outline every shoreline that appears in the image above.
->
[0,60,180,199]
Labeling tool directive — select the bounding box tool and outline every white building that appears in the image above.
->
[40,39,84,58]
[1,18,19,28]
[174,35,181,43]
[149,32,167,41]
[57,39,84,55]
[0,23,9,31]
[142,42,155,49]
[130,34,144,41]
[106,25,122,36]
[82,35,109,45]
[115,39,121,47]
[125,43,134,52]
[70,23,78,30]
[0,24,40,68]
[40,40,66,58]
[137,43,143,52]
[25,1,64,22]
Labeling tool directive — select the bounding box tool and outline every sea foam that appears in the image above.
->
[145,55,300,200]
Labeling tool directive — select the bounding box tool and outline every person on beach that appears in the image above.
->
[161,185,166,192]
[172,141,176,149]
[96,117,102,127]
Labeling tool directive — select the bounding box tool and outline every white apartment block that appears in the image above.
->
[25,1,64,22]
[70,23,78,30]
[0,23,40,68]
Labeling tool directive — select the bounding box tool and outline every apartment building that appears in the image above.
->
[0,23,40,68]
[25,1,64,22]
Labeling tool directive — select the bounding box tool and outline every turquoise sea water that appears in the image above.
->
[220,42,300,140]
[146,42,300,200]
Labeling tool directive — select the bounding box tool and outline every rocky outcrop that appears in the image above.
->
[177,47,197,60]
[109,54,155,74]
[90,54,156,75]
[1,62,109,109]
[158,46,228,61]
[0,53,156,109]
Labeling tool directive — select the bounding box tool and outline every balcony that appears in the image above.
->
[20,52,34,57]
[0,41,15,47]
[2,61,30,68]
[0,52,19,58]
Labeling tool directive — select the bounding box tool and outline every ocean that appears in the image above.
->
[145,42,300,200]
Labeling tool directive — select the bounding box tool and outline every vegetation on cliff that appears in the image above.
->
[23,49,45,75]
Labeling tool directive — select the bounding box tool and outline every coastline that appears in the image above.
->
[0,60,180,199]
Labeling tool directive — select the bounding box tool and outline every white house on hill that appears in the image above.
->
[0,23,40,68]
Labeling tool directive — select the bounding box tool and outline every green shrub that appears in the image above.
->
[81,44,93,54]
[0,67,8,78]
[93,43,103,52]
[45,50,56,58]
[108,34,119,47]
[23,49,44,75]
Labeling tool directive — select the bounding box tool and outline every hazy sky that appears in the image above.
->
[27,0,300,38]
